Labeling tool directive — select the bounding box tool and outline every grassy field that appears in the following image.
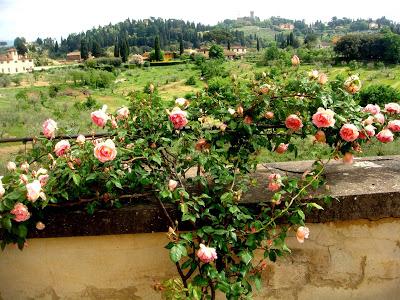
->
[0,60,399,172]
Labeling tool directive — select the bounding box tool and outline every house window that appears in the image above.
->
[23,67,25,71]
[15,68,18,72]
[8,68,10,72]
[1,69,3,73]
[14,61,18,63]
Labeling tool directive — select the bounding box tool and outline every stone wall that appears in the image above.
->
[0,156,400,299]
[0,218,399,299]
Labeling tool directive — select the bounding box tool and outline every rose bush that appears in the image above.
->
[0,60,399,299]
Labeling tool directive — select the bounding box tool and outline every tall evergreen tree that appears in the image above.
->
[54,41,59,53]
[179,37,184,55]
[120,37,129,62]
[227,40,231,50]
[114,37,119,58]
[256,37,260,52]
[91,40,102,57]
[154,35,162,61]
[80,39,89,60]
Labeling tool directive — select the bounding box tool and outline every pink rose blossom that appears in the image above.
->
[197,243,217,263]
[385,103,400,114]
[76,134,86,144]
[291,55,300,66]
[116,107,130,119]
[20,162,29,172]
[168,180,178,191]
[38,174,49,187]
[42,119,57,139]
[275,143,289,154]
[388,120,400,132]
[7,161,16,171]
[374,113,385,124]
[363,104,380,115]
[91,105,110,127]
[36,222,45,230]
[26,180,42,202]
[19,174,28,185]
[169,107,188,129]
[11,203,31,222]
[285,114,303,131]
[268,173,282,192]
[54,140,71,157]
[376,129,394,143]
[296,226,310,243]
[265,111,274,119]
[312,108,335,128]
[364,125,376,137]
[343,152,354,164]
[314,130,326,143]
[94,139,117,163]
[339,124,359,142]
[317,73,328,85]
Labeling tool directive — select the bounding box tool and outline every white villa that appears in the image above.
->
[0,48,34,74]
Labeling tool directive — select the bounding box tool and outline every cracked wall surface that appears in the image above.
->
[0,218,399,300]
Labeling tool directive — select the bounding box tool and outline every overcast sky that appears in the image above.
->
[1,0,399,41]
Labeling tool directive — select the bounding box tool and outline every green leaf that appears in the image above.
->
[1,217,12,232]
[308,202,324,210]
[240,250,253,265]
[297,209,305,221]
[169,244,187,263]
[17,224,28,238]
[72,173,81,186]
[192,275,209,287]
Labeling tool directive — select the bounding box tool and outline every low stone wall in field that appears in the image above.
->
[0,156,399,300]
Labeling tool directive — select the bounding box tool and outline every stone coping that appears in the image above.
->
[29,156,400,238]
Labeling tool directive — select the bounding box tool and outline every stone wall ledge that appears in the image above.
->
[30,155,400,238]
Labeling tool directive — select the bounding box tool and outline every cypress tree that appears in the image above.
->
[54,41,59,53]
[154,35,161,61]
[256,38,260,51]
[80,39,89,60]
[179,37,184,55]
[114,37,119,58]
[227,40,231,50]
[120,37,129,62]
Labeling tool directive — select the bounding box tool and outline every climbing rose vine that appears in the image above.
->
[0,60,399,299]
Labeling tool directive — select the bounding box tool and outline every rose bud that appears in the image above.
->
[7,161,17,172]
[291,55,300,66]
[197,243,217,263]
[296,226,310,243]
[168,180,178,191]
[343,152,354,164]
[265,111,274,119]
[36,222,45,230]
[314,130,326,143]
[275,143,288,154]
[237,105,244,116]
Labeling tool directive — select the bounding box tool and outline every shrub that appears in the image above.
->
[0,75,11,87]
[150,50,164,61]
[208,44,224,59]
[357,84,400,107]
[198,59,228,80]
[185,75,196,86]
[48,85,60,98]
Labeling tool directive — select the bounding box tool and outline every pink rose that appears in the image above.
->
[265,111,274,119]
[374,113,385,124]
[38,174,49,187]
[91,105,110,127]
[376,129,394,143]
[76,134,86,144]
[385,103,400,114]
[168,179,178,191]
[275,143,289,154]
[169,107,188,130]
[362,116,374,126]
[318,73,328,85]
[197,243,217,263]
[19,174,28,185]
[388,120,400,132]
[314,130,326,143]
[26,180,42,202]
[7,161,16,172]
[42,119,57,139]
[20,162,29,172]
[312,108,335,128]
[285,114,303,131]
[268,173,282,192]
[36,221,45,230]
[291,55,300,66]
[339,124,359,142]
[94,139,117,163]
[363,104,380,115]
[296,226,310,243]
[54,140,70,157]
[364,125,376,137]
[116,107,130,119]
[343,152,354,164]
[11,203,31,222]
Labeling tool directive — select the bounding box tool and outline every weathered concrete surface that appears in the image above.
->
[28,156,400,238]
[0,218,399,300]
